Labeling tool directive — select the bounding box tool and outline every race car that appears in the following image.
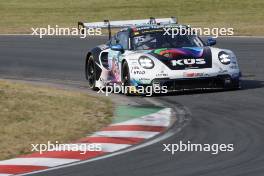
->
[78,17,241,95]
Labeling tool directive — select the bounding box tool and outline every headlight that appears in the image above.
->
[218,51,231,65]
[138,56,154,69]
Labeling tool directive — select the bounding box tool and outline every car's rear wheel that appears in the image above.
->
[86,55,97,90]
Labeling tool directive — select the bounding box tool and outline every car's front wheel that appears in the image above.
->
[230,79,242,90]
[122,61,132,95]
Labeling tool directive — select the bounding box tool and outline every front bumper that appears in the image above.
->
[150,75,240,91]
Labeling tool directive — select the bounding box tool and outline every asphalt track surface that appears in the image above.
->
[0,36,264,176]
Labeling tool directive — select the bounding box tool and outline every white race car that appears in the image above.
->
[79,17,241,95]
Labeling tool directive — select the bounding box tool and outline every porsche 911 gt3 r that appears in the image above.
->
[78,17,241,95]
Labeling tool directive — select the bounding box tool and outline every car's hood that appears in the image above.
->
[133,47,210,58]
[150,47,206,59]
[146,47,213,70]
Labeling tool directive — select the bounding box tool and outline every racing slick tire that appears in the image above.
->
[86,55,98,91]
[121,61,132,96]
[228,79,242,90]
[121,61,150,96]
[221,75,241,90]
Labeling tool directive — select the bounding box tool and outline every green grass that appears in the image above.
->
[0,80,113,160]
[0,0,263,35]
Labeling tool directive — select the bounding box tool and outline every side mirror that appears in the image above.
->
[111,44,124,53]
[207,37,216,46]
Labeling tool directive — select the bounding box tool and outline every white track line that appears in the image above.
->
[0,158,79,167]
[92,131,159,138]
[51,143,131,153]
[95,143,131,152]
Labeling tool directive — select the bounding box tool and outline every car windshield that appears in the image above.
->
[132,31,204,50]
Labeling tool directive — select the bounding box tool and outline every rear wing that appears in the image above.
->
[78,17,177,39]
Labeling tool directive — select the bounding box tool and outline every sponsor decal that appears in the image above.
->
[132,66,140,69]
[171,58,206,66]
[139,78,151,81]
[183,72,204,77]
[132,26,164,36]
[218,51,231,65]
[130,66,142,74]
[152,47,212,70]
[109,56,121,81]
[154,47,204,58]
[156,73,168,77]
[133,70,145,74]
